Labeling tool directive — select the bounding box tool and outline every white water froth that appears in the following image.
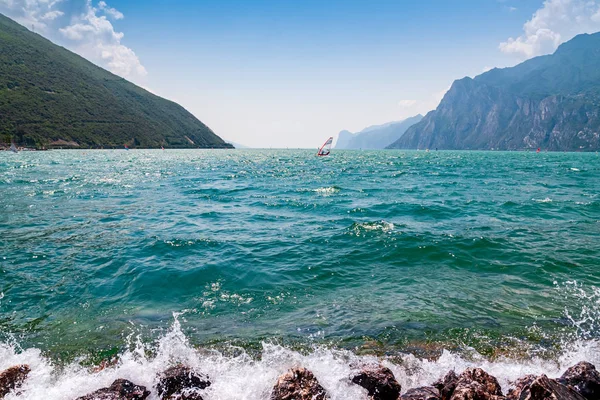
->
[312,187,340,195]
[1,316,600,400]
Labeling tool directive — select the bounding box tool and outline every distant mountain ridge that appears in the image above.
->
[0,13,232,149]
[388,32,600,151]
[336,115,423,149]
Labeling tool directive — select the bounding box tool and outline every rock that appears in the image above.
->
[450,383,504,400]
[270,367,328,400]
[449,368,503,400]
[156,366,211,400]
[351,365,402,400]
[402,386,441,400]
[506,374,586,400]
[0,365,30,398]
[76,379,150,400]
[159,392,204,400]
[434,371,459,400]
[558,361,600,400]
[506,375,537,400]
[387,34,600,152]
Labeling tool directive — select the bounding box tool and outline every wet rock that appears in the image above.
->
[402,386,441,400]
[351,365,402,400]
[156,366,211,400]
[449,368,503,400]
[76,379,150,400]
[558,361,600,400]
[506,375,536,400]
[506,374,585,400]
[271,367,328,400]
[0,365,30,398]
[434,371,459,400]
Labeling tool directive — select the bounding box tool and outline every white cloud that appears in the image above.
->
[59,0,146,80]
[395,87,450,119]
[508,6,517,12]
[98,0,123,20]
[41,10,64,20]
[0,0,146,82]
[398,99,417,108]
[500,0,600,59]
[0,0,64,32]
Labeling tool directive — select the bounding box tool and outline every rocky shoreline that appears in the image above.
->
[1,360,599,400]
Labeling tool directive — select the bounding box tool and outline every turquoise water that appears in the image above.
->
[1,149,600,371]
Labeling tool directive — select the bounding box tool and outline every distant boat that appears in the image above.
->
[10,143,18,153]
[317,137,333,157]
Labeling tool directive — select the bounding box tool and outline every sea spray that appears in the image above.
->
[2,312,600,399]
[2,150,600,398]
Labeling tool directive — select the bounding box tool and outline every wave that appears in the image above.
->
[348,220,395,236]
[1,314,600,400]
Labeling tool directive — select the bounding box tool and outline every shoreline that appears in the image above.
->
[1,320,599,399]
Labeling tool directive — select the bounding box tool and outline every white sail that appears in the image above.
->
[10,143,18,153]
[317,137,333,157]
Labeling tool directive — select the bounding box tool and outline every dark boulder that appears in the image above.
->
[351,365,402,400]
[0,365,30,398]
[402,386,440,400]
[558,361,600,400]
[506,375,536,400]
[434,371,459,400]
[506,374,585,400]
[156,366,210,400]
[270,367,328,400]
[76,379,150,400]
[449,368,503,400]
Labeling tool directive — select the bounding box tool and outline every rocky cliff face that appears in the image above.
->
[388,33,600,151]
[335,130,356,149]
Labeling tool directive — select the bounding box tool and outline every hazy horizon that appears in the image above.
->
[2,0,600,148]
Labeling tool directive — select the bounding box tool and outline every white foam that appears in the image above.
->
[351,221,395,235]
[2,316,600,400]
[312,187,339,195]
[2,282,600,399]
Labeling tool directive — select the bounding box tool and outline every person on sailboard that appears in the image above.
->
[317,137,333,157]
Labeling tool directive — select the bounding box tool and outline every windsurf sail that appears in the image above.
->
[10,143,18,153]
[317,137,333,157]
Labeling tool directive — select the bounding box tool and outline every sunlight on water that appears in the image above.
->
[1,149,600,398]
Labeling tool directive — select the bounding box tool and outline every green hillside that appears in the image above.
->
[0,13,232,149]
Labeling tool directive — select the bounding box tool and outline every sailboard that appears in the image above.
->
[10,143,18,153]
[317,137,333,157]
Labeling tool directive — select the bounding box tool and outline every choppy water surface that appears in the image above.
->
[1,149,600,399]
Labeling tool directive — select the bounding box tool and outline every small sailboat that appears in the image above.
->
[317,137,333,157]
[10,143,18,153]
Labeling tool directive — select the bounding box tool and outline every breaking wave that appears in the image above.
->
[2,294,600,400]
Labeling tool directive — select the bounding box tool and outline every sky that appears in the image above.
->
[2,0,600,148]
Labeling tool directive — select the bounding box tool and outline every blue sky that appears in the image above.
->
[2,0,600,147]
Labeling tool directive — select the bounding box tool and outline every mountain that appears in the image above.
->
[225,140,250,149]
[0,13,232,149]
[335,115,423,149]
[388,33,600,151]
